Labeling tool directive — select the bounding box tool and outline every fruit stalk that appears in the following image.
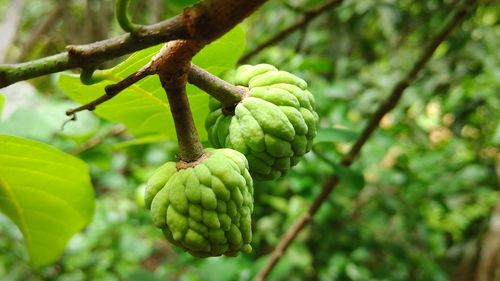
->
[156,40,205,163]
[188,64,246,108]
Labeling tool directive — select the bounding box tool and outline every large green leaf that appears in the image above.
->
[314,127,359,144]
[0,135,95,267]
[58,26,245,140]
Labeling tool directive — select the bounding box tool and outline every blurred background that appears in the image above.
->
[0,0,499,280]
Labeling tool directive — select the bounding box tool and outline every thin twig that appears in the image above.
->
[188,63,246,108]
[253,1,477,280]
[70,125,126,155]
[65,63,154,116]
[239,0,344,64]
[116,0,143,34]
[65,62,246,116]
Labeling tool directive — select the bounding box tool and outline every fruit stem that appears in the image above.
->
[188,63,246,108]
[164,84,205,162]
[156,41,205,163]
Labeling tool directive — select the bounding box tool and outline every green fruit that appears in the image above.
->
[206,64,319,180]
[145,148,254,257]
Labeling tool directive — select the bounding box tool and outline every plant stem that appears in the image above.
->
[116,0,141,34]
[65,62,245,116]
[188,63,245,108]
[239,0,344,64]
[156,41,205,163]
[65,63,154,116]
[164,83,205,162]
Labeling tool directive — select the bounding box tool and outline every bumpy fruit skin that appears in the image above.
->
[144,148,253,257]
[206,64,319,180]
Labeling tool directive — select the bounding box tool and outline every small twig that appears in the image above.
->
[283,3,306,14]
[60,113,77,131]
[116,0,143,34]
[70,124,126,155]
[239,0,344,64]
[65,61,245,116]
[294,26,308,53]
[188,63,246,108]
[65,63,154,116]
[253,1,477,280]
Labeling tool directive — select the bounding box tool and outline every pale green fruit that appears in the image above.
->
[206,64,319,180]
[145,148,253,257]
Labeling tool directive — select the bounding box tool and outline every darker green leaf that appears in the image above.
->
[314,127,360,144]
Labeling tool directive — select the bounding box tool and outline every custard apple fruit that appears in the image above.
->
[205,64,319,180]
[145,148,253,257]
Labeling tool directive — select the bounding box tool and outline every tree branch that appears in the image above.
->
[70,125,126,155]
[0,15,187,88]
[188,63,246,108]
[239,0,344,64]
[156,40,205,163]
[253,1,477,279]
[65,63,155,116]
[0,0,268,88]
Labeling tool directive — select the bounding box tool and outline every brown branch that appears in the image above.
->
[239,0,344,64]
[64,62,245,116]
[0,0,268,88]
[253,1,477,280]
[65,63,155,116]
[156,40,205,163]
[188,63,246,108]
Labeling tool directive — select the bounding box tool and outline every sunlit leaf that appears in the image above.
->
[0,135,95,267]
[0,94,4,115]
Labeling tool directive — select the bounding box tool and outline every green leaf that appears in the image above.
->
[0,135,95,267]
[58,26,246,141]
[0,94,4,115]
[330,161,365,190]
[314,127,359,144]
[111,133,170,149]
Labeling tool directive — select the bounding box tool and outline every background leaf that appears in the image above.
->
[330,161,365,191]
[0,135,95,267]
[58,26,245,141]
[314,127,360,144]
[0,94,4,115]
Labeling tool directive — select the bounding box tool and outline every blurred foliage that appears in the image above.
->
[0,0,499,280]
